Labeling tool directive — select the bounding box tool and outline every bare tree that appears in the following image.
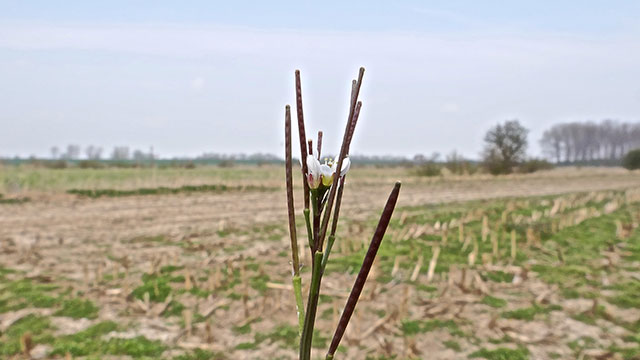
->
[63,144,81,160]
[50,146,59,160]
[540,128,562,163]
[445,150,476,175]
[132,149,153,161]
[85,145,103,160]
[539,120,640,163]
[482,120,529,174]
[413,154,426,164]
[111,146,130,161]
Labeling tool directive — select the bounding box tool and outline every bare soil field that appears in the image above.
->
[1,167,640,359]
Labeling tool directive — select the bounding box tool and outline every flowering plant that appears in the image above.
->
[284,68,401,360]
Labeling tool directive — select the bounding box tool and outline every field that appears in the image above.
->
[1,165,640,359]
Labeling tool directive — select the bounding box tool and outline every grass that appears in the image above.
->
[53,335,165,358]
[501,304,562,321]
[469,347,529,360]
[131,273,174,303]
[0,314,55,356]
[0,278,59,313]
[67,184,275,198]
[0,193,30,204]
[481,270,514,283]
[234,324,323,351]
[481,295,508,308]
[54,298,100,319]
[443,340,462,352]
[0,165,284,193]
[401,319,464,337]
[172,349,226,360]
[0,318,168,358]
[608,281,640,309]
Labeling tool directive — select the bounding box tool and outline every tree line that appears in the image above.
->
[540,120,640,163]
[47,146,284,163]
[50,145,155,161]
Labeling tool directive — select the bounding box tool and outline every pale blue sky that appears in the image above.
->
[1,1,639,158]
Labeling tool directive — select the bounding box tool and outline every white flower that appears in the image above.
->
[320,157,351,187]
[306,154,322,189]
[320,163,334,187]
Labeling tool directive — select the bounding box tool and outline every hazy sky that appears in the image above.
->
[1,1,639,159]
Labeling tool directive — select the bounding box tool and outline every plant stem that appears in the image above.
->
[304,208,313,250]
[317,131,323,160]
[321,235,335,270]
[317,68,365,251]
[300,251,324,360]
[292,275,304,334]
[295,70,310,210]
[284,105,300,274]
[284,105,305,336]
[311,189,320,254]
[321,176,347,271]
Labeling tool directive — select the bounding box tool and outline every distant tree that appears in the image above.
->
[623,149,640,170]
[518,158,554,174]
[132,149,153,161]
[63,144,81,160]
[85,145,103,160]
[482,120,529,174]
[539,128,562,163]
[445,150,477,175]
[539,120,640,164]
[412,152,439,165]
[111,146,130,161]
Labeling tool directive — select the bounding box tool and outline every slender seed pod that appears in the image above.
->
[326,182,402,358]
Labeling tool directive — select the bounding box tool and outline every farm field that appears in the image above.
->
[1,166,640,359]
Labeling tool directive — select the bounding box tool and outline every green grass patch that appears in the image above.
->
[482,271,514,283]
[443,340,462,352]
[0,314,54,356]
[401,319,464,337]
[502,304,562,321]
[608,281,640,309]
[481,295,507,308]
[67,184,275,198]
[51,321,166,358]
[236,324,301,351]
[0,194,30,204]
[470,347,529,359]
[172,349,226,360]
[0,277,60,313]
[54,298,99,319]
[131,273,174,302]
[232,318,262,335]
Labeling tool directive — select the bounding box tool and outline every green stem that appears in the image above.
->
[300,251,323,360]
[304,208,313,250]
[311,189,320,252]
[325,355,334,360]
[292,275,305,335]
[321,235,335,271]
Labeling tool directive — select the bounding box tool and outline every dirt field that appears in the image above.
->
[1,167,640,359]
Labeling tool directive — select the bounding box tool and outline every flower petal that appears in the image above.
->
[320,163,334,186]
[340,157,351,177]
[306,155,321,176]
[306,154,322,189]
[320,164,333,178]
